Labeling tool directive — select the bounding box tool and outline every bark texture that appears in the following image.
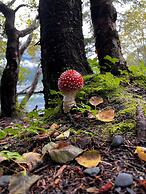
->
[0,2,38,117]
[39,0,92,108]
[90,0,128,75]
[0,3,19,117]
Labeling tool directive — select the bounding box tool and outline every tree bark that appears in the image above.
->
[0,2,39,117]
[0,3,19,117]
[39,0,93,108]
[90,0,129,75]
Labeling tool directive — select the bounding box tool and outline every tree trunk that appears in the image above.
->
[0,6,19,117]
[90,0,128,75]
[0,2,39,117]
[39,0,93,108]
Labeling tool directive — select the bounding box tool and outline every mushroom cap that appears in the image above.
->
[58,70,84,92]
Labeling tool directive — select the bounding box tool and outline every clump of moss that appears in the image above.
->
[106,120,136,135]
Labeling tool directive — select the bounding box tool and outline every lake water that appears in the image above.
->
[18,93,45,112]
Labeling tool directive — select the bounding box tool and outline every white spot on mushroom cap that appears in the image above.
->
[58,69,84,91]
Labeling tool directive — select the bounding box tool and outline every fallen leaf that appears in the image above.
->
[96,109,115,122]
[89,96,103,107]
[86,187,98,193]
[42,142,59,155]
[75,150,101,168]
[50,123,60,130]
[16,152,42,170]
[97,181,113,193]
[33,130,56,140]
[54,165,67,178]
[138,180,146,189]
[134,146,146,161]
[55,130,70,140]
[42,142,83,163]
[86,182,113,193]
[9,173,40,194]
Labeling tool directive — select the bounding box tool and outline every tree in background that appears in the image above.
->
[39,0,93,108]
[119,0,146,66]
[90,0,129,75]
[0,0,38,117]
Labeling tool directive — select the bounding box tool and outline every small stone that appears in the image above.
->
[111,135,124,147]
[0,175,11,186]
[115,173,133,187]
[126,188,136,194]
[84,167,100,177]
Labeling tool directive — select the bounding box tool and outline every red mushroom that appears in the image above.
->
[58,70,84,113]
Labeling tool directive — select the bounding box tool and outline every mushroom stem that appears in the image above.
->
[62,91,77,113]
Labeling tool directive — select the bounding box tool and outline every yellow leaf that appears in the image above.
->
[55,129,70,140]
[89,96,103,107]
[134,146,146,162]
[75,150,101,168]
[96,109,115,122]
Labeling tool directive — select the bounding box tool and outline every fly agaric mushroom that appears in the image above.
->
[58,70,84,113]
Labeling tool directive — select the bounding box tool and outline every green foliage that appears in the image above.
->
[82,72,121,96]
[18,66,30,85]
[129,61,146,89]
[107,120,136,135]
[0,150,21,160]
[44,90,62,119]
[104,55,119,64]
[88,58,100,74]
[129,61,146,77]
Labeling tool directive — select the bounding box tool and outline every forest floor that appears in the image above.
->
[0,75,146,194]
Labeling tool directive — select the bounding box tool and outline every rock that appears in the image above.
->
[111,135,124,147]
[84,167,100,177]
[126,188,136,194]
[0,175,11,186]
[115,173,133,187]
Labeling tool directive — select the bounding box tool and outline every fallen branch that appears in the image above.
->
[19,66,42,109]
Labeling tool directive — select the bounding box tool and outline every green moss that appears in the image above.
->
[106,120,136,135]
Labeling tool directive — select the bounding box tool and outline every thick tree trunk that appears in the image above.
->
[39,0,93,108]
[90,0,128,75]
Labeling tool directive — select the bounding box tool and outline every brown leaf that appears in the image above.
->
[89,96,103,107]
[54,165,67,178]
[9,173,40,194]
[33,130,56,141]
[96,109,115,122]
[97,181,113,193]
[50,123,60,130]
[75,150,101,168]
[42,142,83,163]
[16,152,42,170]
[138,180,146,189]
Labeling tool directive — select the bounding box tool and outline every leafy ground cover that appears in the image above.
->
[0,68,146,194]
